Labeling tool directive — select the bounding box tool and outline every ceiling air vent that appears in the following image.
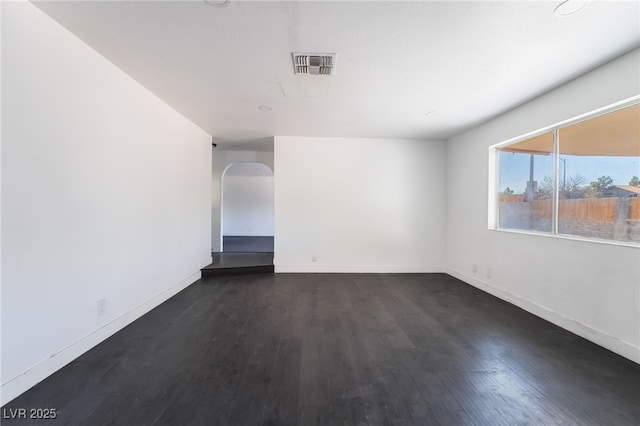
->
[292,53,335,76]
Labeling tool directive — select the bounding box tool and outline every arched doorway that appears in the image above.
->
[221,162,274,252]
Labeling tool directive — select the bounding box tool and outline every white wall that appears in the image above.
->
[274,136,446,273]
[1,2,212,404]
[212,150,274,251]
[223,175,274,236]
[445,49,640,363]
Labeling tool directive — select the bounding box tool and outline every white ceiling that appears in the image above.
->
[34,1,640,147]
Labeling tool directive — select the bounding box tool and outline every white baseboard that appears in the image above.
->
[275,264,445,273]
[0,268,206,406]
[446,267,640,364]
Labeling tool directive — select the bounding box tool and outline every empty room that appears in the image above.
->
[1,1,639,425]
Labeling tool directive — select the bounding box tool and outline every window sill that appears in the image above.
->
[489,227,640,249]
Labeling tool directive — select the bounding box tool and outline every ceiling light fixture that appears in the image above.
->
[553,0,590,17]
[258,105,273,112]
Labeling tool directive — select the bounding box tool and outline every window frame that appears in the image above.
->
[489,95,640,248]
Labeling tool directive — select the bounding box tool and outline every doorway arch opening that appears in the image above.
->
[220,162,274,252]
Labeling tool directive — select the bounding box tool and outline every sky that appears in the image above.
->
[498,152,640,194]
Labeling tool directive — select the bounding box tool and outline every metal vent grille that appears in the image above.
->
[292,53,335,75]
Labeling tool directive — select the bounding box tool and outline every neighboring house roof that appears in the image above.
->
[613,185,640,194]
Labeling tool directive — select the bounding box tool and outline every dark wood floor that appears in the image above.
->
[223,236,274,252]
[3,274,639,425]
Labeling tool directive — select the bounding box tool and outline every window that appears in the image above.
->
[494,102,640,244]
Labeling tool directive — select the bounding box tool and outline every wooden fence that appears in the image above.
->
[500,197,640,222]
[557,198,616,222]
[632,198,640,220]
[499,194,524,203]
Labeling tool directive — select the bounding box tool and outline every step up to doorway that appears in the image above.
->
[201,252,274,279]
[201,264,274,278]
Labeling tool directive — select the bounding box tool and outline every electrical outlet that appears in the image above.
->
[486,267,492,278]
[472,264,477,273]
[97,299,106,317]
